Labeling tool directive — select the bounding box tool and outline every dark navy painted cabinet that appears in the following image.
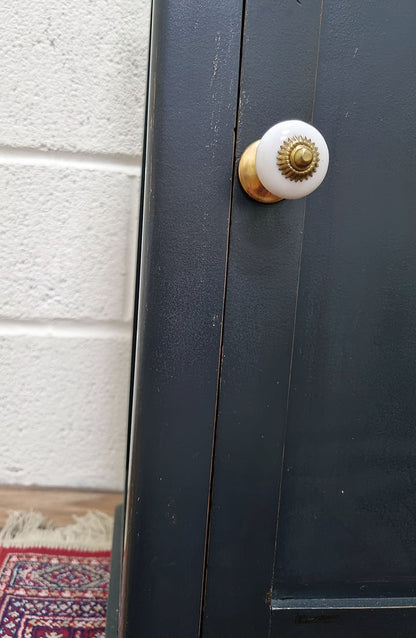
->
[114,2,416,636]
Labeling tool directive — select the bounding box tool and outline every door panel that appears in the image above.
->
[274,0,416,604]
[203,1,416,637]
[271,604,416,638]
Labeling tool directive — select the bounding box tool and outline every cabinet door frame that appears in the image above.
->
[119,2,244,637]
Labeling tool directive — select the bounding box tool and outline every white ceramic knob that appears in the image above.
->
[238,120,329,203]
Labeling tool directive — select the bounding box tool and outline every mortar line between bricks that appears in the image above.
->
[0,146,142,175]
[0,319,132,339]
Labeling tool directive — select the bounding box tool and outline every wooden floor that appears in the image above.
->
[0,486,123,528]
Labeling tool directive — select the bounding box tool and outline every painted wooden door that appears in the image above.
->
[201,1,416,637]
[119,1,416,637]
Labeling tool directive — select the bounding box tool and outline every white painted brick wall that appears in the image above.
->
[0,0,149,154]
[0,0,151,489]
[0,165,138,322]
[0,334,131,489]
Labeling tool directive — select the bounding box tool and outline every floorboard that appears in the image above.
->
[0,486,123,528]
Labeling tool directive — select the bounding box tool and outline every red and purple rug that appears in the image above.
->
[0,512,112,638]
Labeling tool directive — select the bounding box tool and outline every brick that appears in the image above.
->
[0,0,150,155]
[0,334,131,490]
[0,165,138,321]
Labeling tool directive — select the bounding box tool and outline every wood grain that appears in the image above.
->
[0,486,123,528]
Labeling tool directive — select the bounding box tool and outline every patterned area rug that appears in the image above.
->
[0,512,113,638]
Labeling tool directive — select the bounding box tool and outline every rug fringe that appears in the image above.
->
[0,510,114,550]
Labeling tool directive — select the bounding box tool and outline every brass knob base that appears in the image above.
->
[238,141,283,204]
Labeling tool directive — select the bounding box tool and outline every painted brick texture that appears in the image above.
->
[0,0,149,154]
[0,165,138,321]
[0,335,131,489]
[0,0,151,489]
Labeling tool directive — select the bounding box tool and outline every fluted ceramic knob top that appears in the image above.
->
[255,120,329,200]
